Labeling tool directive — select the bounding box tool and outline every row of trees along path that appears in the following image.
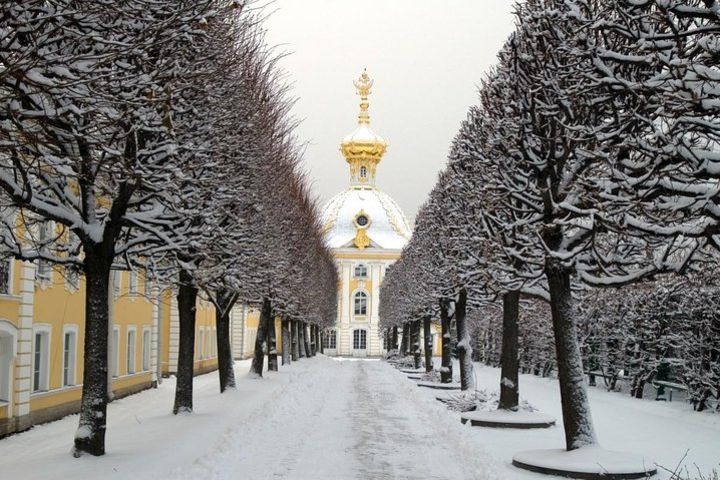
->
[0,0,337,458]
[380,0,720,477]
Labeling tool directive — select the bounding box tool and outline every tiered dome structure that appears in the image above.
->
[321,70,411,251]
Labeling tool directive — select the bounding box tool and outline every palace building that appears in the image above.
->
[0,246,263,438]
[320,71,413,357]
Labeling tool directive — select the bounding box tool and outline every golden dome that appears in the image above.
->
[340,69,387,186]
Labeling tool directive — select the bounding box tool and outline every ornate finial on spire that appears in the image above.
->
[353,68,373,125]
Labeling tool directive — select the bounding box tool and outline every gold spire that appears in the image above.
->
[341,69,387,186]
[353,69,373,125]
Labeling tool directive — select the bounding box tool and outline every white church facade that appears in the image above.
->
[320,71,411,357]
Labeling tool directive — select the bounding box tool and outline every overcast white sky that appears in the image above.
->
[264,1,517,222]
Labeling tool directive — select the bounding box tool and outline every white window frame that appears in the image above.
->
[205,327,211,359]
[360,165,367,178]
[143,273,152,298]
[0,258,13,295]
[142,328,151,371]
[128,270,138,296]
[35,221,54,282]
[126,327,136,375]
[111,327,120,378]
[62,325,79,387]
[197,328,204,360]
[323,329,337,349]
[353,329,367,350]
[112,270,121,298]
[65,266,79,291]
[354,264,368,279]
[353,291,368,316]
[0,320,17,404]
[32,324,51,392]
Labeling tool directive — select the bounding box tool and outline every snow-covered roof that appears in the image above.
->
[321,186,411,250]
[342,123,386,146]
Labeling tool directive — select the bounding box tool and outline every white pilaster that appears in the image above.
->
[13,262,35,419]
[150,286,160,385]
[168,294,179,373]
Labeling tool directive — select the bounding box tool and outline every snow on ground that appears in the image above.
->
[411,360,720,480]
[1,357,718,480]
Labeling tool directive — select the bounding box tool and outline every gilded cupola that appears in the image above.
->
[340,69,387,186]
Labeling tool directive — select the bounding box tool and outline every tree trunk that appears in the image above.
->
[456,288,475,391]
[281,318,291,366]
[291,319,299,361]
[391,325,398,351]
[298,321,307,358]
[250,297,271,377]
[401,322,409,356]
[411,320,421,369]
[498,290,520,411]
[215,289,236,393]
[440,299,453,383]
[173,268,198,414]
[303,322,312,358]
[545,260,597,450]
[309,324,316,356]
[267,315,278,371]
[73,251,112,457]
[318,326,323,354]
[423,316,433,373]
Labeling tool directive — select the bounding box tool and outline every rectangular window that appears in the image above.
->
[111,328,119,378]
[323,330,337,349]
[354,293,368,316]
[36,222,53,281]
[63,331,77,386]
[66,267,79,290]
[0,259,11,294]
[127,329,136,374]
[32,331,49,392]
[353,329,367,350]
[205,328,211,359]
[197,329,204,360]
[128,271,138,295]
[143,273,152,297]
[113,270,121,297]
[354,264,368,278]
[142,330,151,371]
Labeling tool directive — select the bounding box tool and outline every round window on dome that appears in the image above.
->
[356,215,369,227]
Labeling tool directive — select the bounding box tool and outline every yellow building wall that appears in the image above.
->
[0,260,22,327]
[193,297,218,373]
[245,309,260,328]
[0,265,156,424]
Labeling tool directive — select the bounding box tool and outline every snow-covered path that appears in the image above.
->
[2,356,717,480]
[349,360,484,480]
[167,358,487,480]
[0,357,495,480]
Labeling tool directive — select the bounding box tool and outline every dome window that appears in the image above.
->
[354,264,368,278]
[360,166,367,178]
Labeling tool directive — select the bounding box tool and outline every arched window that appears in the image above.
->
[353,329,367,350]
[360,166,367,178]
[354,264,367,278]
[0,321,17,403]
[354,291,368,316]
[322,329,337,349]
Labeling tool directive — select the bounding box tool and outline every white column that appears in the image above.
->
[368,262,382,356]
[230,304,246,359]
[168,294,179,373]
[150,286,160,386]
[341,261,354,355]
[14,262,35,422]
